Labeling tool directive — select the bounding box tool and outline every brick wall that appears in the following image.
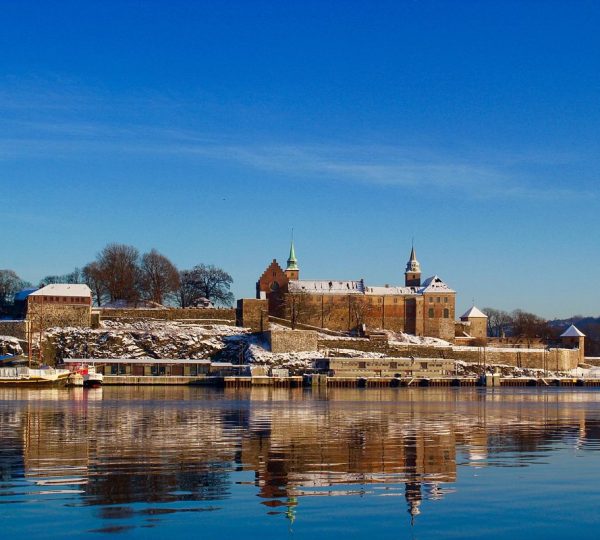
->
[272,291,453,340]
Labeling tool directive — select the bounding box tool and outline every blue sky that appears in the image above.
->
[1,1,599,318]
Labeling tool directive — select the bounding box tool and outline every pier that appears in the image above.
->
[99,374,600,388]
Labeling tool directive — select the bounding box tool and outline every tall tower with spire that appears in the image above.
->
[284,239,299,280]
[405,245,421,287]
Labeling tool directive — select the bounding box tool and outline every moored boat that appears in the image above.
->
[63,362,104,387]
[83,365,103,388]
[0,366,71,386]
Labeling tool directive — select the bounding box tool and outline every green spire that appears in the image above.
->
[286,239,299,271]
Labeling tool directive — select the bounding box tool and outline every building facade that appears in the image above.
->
[257,243,456,341]
[27,284,93,331]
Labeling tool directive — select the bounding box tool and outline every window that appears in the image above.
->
[436,297,441,303]
[444,297,448,303]
[428,308,434,318]
[420,362,428,369]
[443,309,449,318]
[389,362,398,369]
[358,361,366,369]
[393,298,398,304]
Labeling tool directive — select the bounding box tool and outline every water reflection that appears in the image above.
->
[1,387,600,536]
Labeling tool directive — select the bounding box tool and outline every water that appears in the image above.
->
[1,386,600,539]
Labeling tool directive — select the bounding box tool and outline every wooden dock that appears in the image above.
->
[101,374,600,388]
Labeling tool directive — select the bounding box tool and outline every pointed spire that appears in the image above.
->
[286,238,299,271]
[405,244,421,273]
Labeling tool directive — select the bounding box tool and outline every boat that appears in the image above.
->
[67,372,84,387]
[82,365,103,388]
[64,363,103,388]
[0,366,71,386]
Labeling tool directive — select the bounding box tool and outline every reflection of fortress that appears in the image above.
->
[1,387,596,525]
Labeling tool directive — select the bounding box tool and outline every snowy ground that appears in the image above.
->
[33,321,586,378]
[0,335,23,356]
[44,320,250,360]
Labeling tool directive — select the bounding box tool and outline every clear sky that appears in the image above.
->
[1,1,599,318]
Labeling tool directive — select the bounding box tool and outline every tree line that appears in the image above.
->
[482,307,556,340]
[0,243,234,309]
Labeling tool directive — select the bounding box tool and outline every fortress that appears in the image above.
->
[256,242,460,341]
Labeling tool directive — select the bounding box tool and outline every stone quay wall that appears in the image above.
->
[319,338,580,371]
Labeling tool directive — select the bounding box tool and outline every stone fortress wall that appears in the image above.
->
[99,307,236,324]
[0,320,29,341]
[27,303,91,331]
[266,330,318,353]
[318,337,580,371]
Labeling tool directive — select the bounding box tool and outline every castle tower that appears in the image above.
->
[460,306,488,341]
[405,246,421,287]
[284,240,299,280]
[560,324,586,364]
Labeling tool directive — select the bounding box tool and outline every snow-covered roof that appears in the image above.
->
[365,286,419,296]
[419,275,455,294]
[560,324,585,338]
[30,284,92,298]
[288,280,364,294]
[288,276,455,296]
[460,306,487,319]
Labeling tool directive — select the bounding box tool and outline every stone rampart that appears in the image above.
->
[0,320,29,341]
[236,299,268,331]
[27,303,91,330]
[99,307,236,324]
[267,330,318,353]
[451,346,579,371]
[318,338,580,371]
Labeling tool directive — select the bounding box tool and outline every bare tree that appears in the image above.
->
[177,270,199,308]
[178,264,234,307]
[483,307,512,337]
[96,243,141,304]
[511,309,552,345]
[349,295,370,332]
[282,291,318,330]
[41,268,83,286]
[139,249,180,305]
[0,270,30,307]
[83,262,106,306]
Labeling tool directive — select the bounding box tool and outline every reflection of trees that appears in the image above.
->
[0,410,25,482]
[85,464,231,505]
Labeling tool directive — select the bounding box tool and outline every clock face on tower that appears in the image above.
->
[270,281,280,292]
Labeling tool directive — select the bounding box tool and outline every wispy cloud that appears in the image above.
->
[0,77,594,200]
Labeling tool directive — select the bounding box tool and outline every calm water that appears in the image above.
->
[1,386,600,539]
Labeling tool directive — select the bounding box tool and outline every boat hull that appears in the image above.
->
[0,377,68,387]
